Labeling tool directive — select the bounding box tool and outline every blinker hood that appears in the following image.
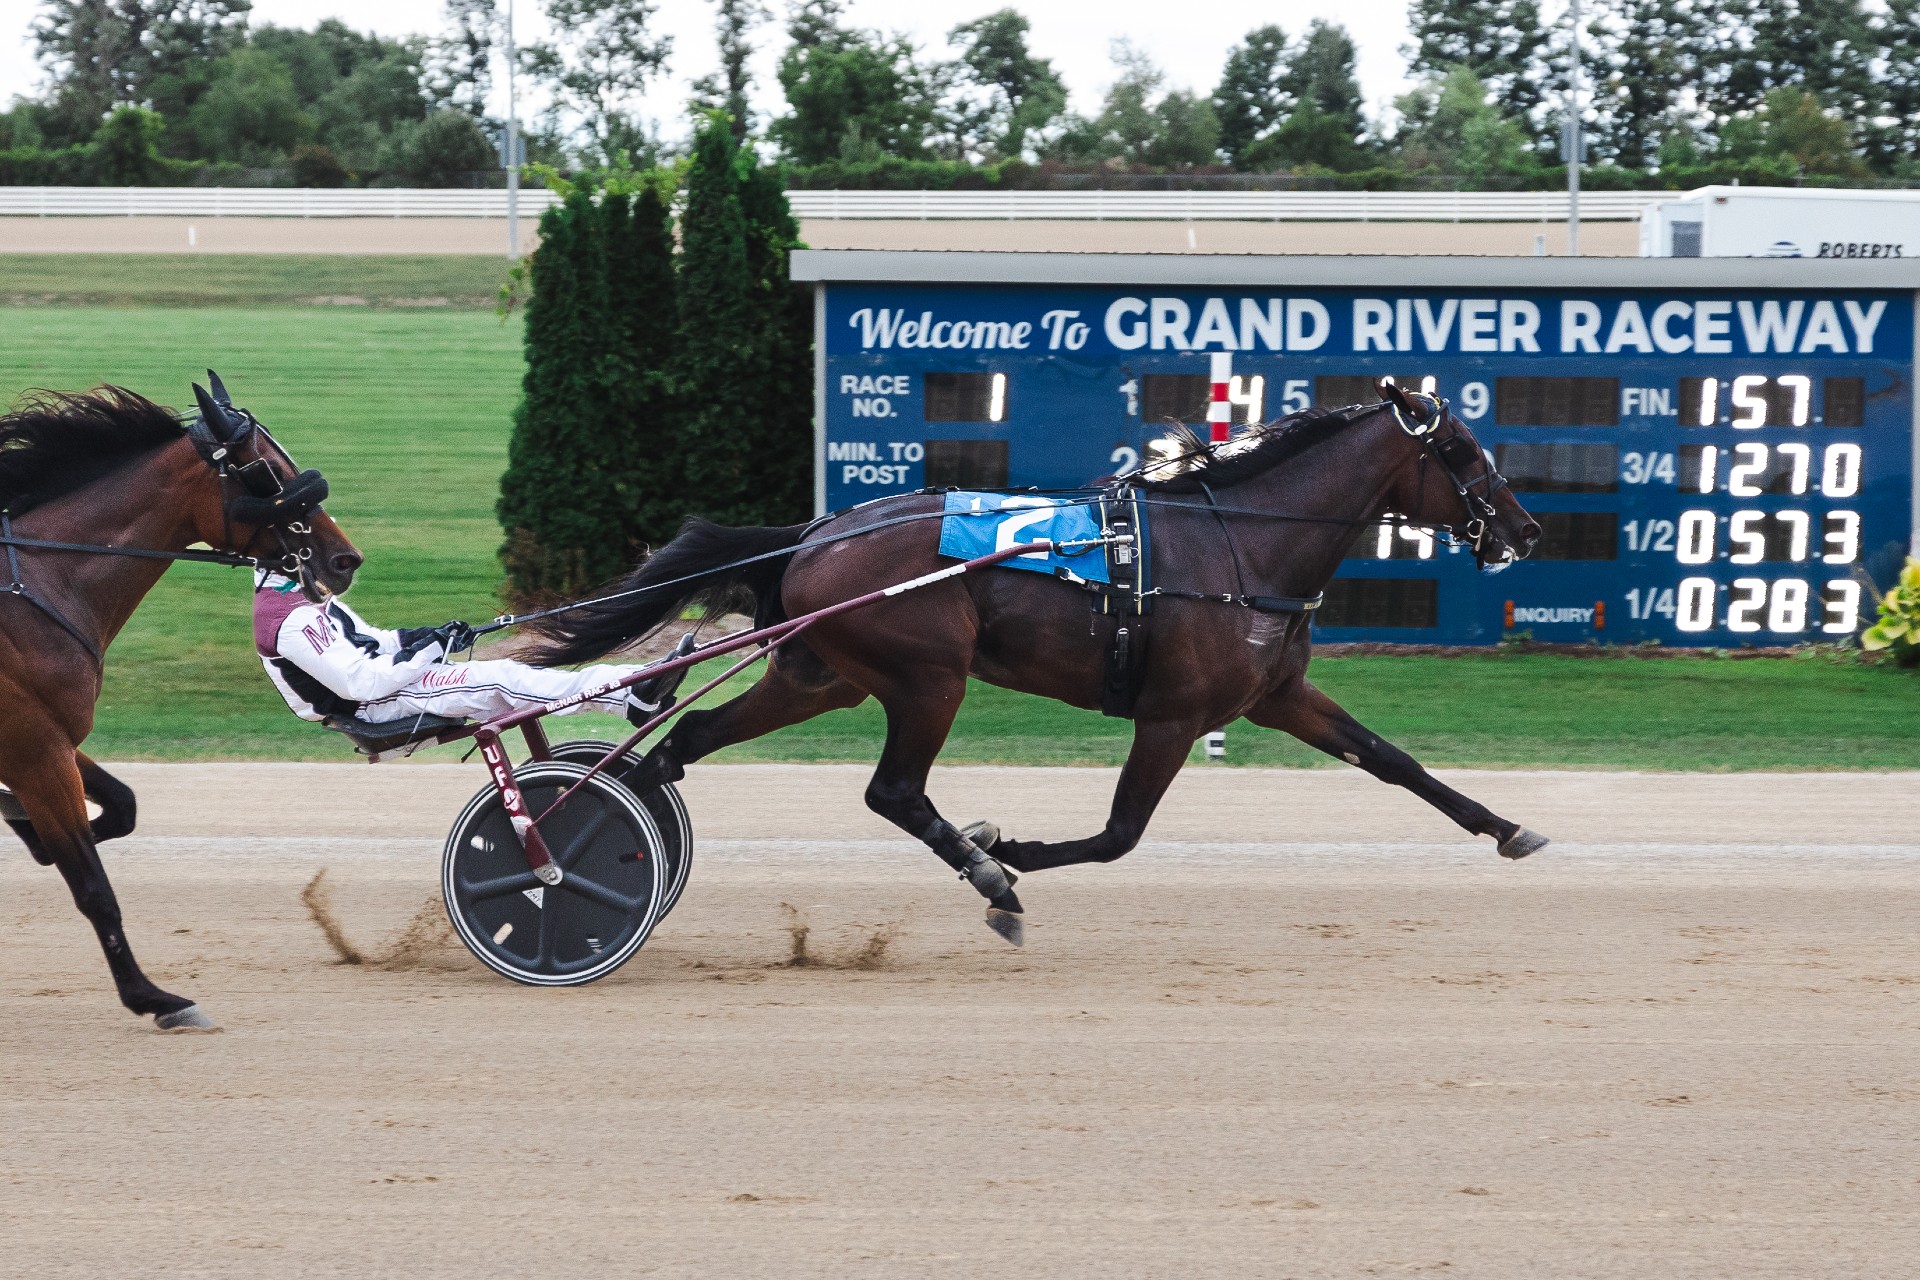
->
[229,468,329,527]
[188,369,331,525]
[191,374,251,446]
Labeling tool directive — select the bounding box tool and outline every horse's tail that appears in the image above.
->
[517,518,809,665]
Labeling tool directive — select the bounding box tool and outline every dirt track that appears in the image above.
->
[2,764,1916,1277]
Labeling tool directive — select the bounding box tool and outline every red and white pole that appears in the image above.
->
[1208,352,1233,444]
[1203,350,1234,763]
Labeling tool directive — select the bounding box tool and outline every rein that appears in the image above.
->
[0,526,266,569]
[0,515,269,665]
[487,473,1417,636]
[485,392,1519,638]
[479,494,1367,636]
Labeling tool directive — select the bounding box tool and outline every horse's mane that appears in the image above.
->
[0,387,186,515]
[1133,403,1373,492]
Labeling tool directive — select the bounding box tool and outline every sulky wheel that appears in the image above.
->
[442,761,665,987]
[546,740,693,920]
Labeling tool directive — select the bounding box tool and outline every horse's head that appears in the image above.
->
[187,372,361,600]
[1378,382,1540,572]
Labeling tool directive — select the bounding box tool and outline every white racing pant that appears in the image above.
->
[356,658,646,726]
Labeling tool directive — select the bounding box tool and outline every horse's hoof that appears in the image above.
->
[154,1004,220,1033]
[1498,828,1549,860]
[984,907,1024,948]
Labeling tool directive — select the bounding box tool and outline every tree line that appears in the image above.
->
[3,2,504,185]
[773,0,1920,186]
[5,0,1916,189]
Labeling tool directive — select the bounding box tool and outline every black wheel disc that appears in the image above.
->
[545,740,693,919]
[442,761,665,986]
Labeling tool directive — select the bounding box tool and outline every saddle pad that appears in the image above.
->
[937,491,1110,583]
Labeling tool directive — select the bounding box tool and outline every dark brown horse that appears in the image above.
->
[0,378,361,1029]
[526,390,1545,944]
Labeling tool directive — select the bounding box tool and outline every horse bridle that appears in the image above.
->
[188,372,333,580]
[1377,381,1519,562]
[0,374,337,668]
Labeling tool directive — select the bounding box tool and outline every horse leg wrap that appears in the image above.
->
[922,819,1021,909]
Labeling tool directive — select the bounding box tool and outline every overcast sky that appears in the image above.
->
[3,0,1435,138]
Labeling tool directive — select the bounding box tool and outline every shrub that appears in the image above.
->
[1862,559,1920,667]
[0,145,91,184]
[289,143,349,187]
[673,113,814,533]
[0,108,199,186]
[88,107,170,185]
[735,144,814,530]
[497,179,680,602]
[674,115,759,528]
[784,157,1009,189]
[377,110,494,187]
[499,187,619,600]
[601,184,682,551]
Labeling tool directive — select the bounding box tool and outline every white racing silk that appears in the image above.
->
[252,573,645,726]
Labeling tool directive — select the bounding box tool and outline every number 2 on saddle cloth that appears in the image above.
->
[936,488,1151,719]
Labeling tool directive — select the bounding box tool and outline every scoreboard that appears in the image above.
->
[794,252,1919,645]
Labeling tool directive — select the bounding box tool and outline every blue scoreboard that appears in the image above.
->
[794,252,1919,646]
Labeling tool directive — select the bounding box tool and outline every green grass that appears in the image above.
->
[3,306,525,758]
[0,254,510,308]
[1,305,1913,769]
[663,649,1911,772]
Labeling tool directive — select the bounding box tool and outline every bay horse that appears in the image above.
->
[0,376,361,1029]
[524,388,1546,944]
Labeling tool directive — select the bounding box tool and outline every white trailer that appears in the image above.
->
[1641,186,1920,259]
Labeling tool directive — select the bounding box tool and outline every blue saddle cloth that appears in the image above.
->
[936,491,1111,583]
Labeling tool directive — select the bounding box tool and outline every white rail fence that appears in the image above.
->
[0,186,1669,222]
[0,186,564,217]
[788,189,1667,221]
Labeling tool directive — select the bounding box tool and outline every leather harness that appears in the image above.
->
[1067,387,1509,720]
[1074,479,1326,719]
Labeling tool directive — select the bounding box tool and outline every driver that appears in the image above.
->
[252,570,682,729]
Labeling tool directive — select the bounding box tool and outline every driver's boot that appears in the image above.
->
[625,632,699,725]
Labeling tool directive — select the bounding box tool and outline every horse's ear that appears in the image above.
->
[1377,378,1444,433]
[1377,378,1417,417]
[192,381,245,443]
[192,382,222,430]
[207,370,232,406]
